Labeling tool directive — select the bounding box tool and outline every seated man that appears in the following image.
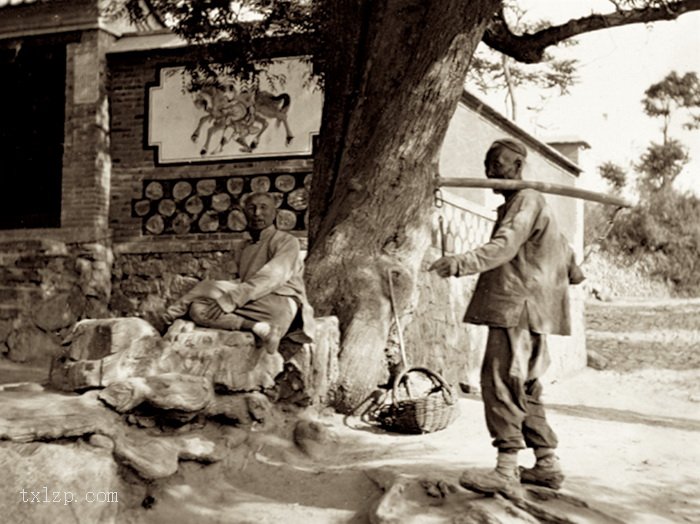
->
[164,191,315,353]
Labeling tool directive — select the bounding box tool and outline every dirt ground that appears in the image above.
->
[2,298,699,523]
[116,298,699,523]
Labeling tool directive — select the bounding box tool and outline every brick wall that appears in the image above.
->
[62,29,114,231]
[107,47,313,247]
[107,42,315,324]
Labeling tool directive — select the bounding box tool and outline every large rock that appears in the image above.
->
[51,316,341,406]
[50,319,284,394]
[33,288,86,332]
[63,317,160,361]
[0,441,123,524]
[6,325,62,365]
[0,390,120,442]
[99,373,214,413]
[112,427,225,480]
[163,324,284,392]
[277,316,340,406]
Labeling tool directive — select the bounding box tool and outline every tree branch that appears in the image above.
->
[484,0,700,63]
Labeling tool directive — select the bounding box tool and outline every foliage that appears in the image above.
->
[606,190,700,294]
[594,69,700,295]
[107,0,317,86]
[643,70,700,142]
[636,139,689,192]
[598,161,628,192]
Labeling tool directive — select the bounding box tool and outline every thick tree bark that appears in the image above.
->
[305,0,499,412]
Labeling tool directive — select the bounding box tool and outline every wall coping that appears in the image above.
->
[0,226,111,245]
[114,233,308,255]
[460,91,583,177]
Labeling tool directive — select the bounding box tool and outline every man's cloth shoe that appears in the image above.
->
[459,469,522,497]
[519,458,565,490]
[253,322,283,354]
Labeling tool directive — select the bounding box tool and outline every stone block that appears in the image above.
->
[53,319,284,395]
[0,390,121,442]
[34,289,86,332]
[163,327,284,392]
[0,441,121,524]
[7,325,61,365]
[99,373,214,413]
[277,316,340,406]
[112,428,223,480]
[204,392,271,425]
[64,317,160,361]
[0,320,12,343]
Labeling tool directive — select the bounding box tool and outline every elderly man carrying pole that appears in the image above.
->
[430,139,585,495]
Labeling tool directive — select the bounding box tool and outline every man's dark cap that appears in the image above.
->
[488,139,527,158]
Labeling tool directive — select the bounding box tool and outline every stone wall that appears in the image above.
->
[0,23,115,347]
[110,241,247,332]
[0,239,112,366]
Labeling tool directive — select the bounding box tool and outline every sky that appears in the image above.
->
[471,0,700,196]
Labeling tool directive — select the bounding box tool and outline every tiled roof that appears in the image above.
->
[0,0,40,7]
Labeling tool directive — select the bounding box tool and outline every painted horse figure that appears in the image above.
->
[246,90,294,150]
[191,85,294,155]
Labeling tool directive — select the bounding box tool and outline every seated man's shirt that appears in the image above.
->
[217,225,315,340]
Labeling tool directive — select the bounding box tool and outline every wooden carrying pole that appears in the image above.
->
[437,177,633,208]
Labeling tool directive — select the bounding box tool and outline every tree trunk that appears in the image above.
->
[306,0,499,412]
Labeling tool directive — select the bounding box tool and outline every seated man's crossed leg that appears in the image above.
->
[187,292,298,354]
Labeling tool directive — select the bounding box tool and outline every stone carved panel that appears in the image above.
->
[132,173,310,235]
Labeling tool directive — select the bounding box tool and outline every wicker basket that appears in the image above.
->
[372,367,458,434]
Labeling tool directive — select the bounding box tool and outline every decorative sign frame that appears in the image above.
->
[147,57,322,164]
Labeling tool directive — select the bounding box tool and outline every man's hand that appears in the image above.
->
[163,300,189,325]
[193,298,224,322]
[429,256,458,278]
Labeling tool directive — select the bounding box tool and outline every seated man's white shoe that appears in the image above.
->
[253,322,283,354]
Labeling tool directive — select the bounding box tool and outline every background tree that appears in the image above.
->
[643,71,700,144]
[636,139,689,192]
[600,71,700,295]
[635,71,700,193]
[598,161,628,193]
[115,0,700,411]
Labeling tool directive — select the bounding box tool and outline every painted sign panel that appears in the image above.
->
[148,57,322,164]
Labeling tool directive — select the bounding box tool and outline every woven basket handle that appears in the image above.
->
[391,366,456,406]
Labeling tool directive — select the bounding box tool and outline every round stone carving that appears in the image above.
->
[212,193,232,212]
[227,210,247,232]
[271,192,284,208]
[196,179,217,196]
[158,199,176,217]
[173,181,192,200]
[304,174,312,188]
[172,213,192,235]
[185,195,204,216]
[145,215,164,235]
[275,175,295,192]
[145,181,164,200]
[251,176,270,193]
[134,200,151,217]
[199,211,220,232]
[287,188,308,211]
[276,209,297,231]
[226,178,244,195]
